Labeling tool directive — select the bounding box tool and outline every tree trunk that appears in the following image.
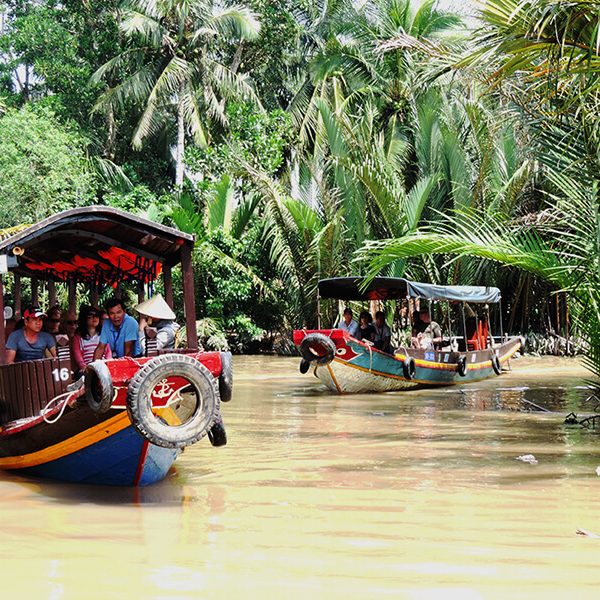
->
[175,96,185,187]
[230,40,245,75]
[106,105,117,161]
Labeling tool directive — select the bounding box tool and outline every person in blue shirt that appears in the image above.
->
[6,306,57,363]
[338,307,360,338]
[93,298,141,360]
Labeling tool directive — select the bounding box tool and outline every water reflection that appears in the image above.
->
[2,355,600,598]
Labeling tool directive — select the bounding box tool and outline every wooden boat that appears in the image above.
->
[0,207,232,486]
[293,277,521,394]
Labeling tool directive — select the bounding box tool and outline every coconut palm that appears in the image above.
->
[92,0,260,186]
[358,168,600,374]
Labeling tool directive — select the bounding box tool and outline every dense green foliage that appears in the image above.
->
[0,106,96,224]
[1,0,599,366]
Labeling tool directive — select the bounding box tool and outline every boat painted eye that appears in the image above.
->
[336,348,347,356]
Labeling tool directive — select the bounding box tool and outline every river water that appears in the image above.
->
[2,355,600,598]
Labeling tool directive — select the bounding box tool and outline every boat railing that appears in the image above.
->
[0,357,72,425]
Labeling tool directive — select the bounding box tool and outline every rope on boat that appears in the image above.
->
[42,390,77,424]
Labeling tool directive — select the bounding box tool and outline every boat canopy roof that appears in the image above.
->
[318,277,501,304]
[0,206,194,287]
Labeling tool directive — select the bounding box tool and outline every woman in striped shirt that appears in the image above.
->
[73,305,112,374]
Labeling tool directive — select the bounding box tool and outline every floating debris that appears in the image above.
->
[596,466,600,477]
[516,454,538,464]
[564,412,600,429]
[576,529,600,538]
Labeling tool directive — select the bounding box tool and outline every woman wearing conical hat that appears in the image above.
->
[135,294,180,353]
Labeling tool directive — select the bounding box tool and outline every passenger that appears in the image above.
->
[338,307,360,338]
[6,306,57,363]
[93,298,141,360]
[73,305,112,374]
[60,310,78,339]
[413,308,443,350]
[358,310,375,343]
[44,305,62,337]
[135,294,180,353]
[373,311,392,353]
[411,310,425,337]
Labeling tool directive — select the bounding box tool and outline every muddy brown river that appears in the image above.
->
[2,355,600,598]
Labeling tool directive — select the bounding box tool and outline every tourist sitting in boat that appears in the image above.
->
[135,294,180,353]
[44,305,62,338]
[373,311,392,353]
[5,306,57,363]
[73,305,112,375]
[93,298,141,360]
[60,310,78,339]
[358,310,375,342]
[412,308,443,350]
[338,307,360,338]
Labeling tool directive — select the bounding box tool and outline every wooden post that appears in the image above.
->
[163,264,174,308]
[31,277,39,305]
[68,280,76,312]
[137,282,145,304]
[14,274,21,319]
[48,280,56,308]
[90,285,99,307]
[0,276,5,365]
[180,244,197,350]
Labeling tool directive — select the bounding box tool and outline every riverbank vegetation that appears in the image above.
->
[0,0,596,366]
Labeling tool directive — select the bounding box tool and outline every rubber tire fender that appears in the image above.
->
[402,356,416,380]
[456,355,468,377]
[127,354,219,449]
[299,358,311,374]
[219,351,233,402]
[299,333,336,366]
[491,353,502,376]
[207,414,227,447]
[85,361,114,414]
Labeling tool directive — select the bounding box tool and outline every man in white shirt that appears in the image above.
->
[338,307,360,338]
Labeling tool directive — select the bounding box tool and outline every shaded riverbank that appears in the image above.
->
[1,355,599,598]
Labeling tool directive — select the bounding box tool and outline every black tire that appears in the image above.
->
[207,415,227,447]
[219,351,233,402]
[402,356,416,380]
[456,355,467,377]
[299,358,311,374]
[299,333,336,366]
[85,361,114,414]
[127,354,219,449]
[491,353,502,375]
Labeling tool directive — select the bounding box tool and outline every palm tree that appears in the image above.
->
[92,0,260,186]
[358,169,600,374]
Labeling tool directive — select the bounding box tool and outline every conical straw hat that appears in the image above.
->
[135,294,176,321]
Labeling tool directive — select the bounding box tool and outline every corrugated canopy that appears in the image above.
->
[318,277,501,304]
[0,206,194,287]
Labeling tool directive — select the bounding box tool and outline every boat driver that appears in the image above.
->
[93,298,141,360]
[6,306,57,363]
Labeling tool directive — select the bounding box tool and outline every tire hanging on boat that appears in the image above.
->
[491,353,502,375]
[402,356,416,380]
[299,333,336,366]
[207,414,227,447]
[456,355,468,377]
[218,351,233,402]
[126,354,219,449]
[299,358,311,374]
[85,360,114,414]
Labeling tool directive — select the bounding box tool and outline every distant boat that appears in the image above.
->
[293,277,521,394]
[0,207,232,486]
